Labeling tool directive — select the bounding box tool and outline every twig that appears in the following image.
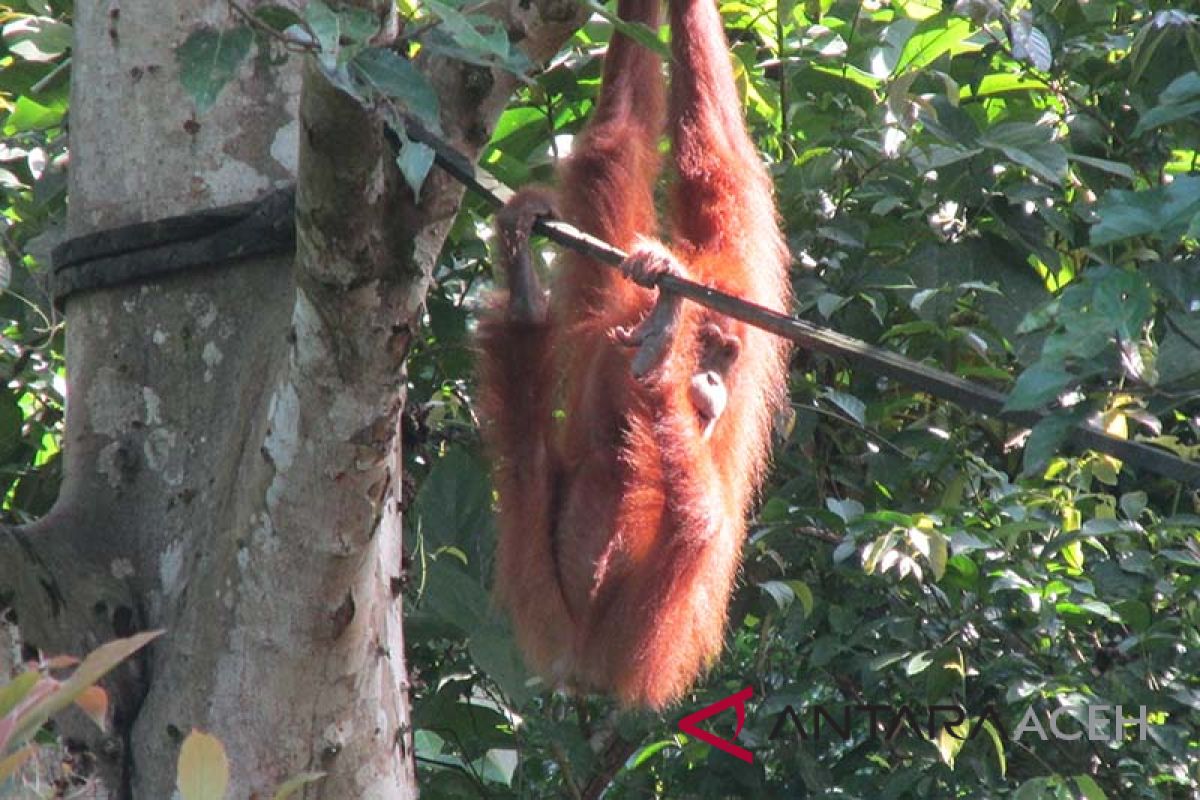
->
[580,733,640,800]
[227,0,319,52]
[30,58,70,95]
[549,740,585,800]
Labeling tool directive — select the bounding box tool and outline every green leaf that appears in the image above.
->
[468,625,530,705]
[305,0,337,51]
[478,749,517,786]
[412,447,493,556]
[1090,269,1152,341]
[960,73,1046,99]
[304,0,381,60]
[1090,176,1200,246]
[1134,71,1200,134]
[1014,777,1053,800]
[177,730,229,800]
[1067,153,1135,181]
[826,497,864,522]
[1157,312,1200,386]
[349,47,440,129]
[1057,599,1118,621]
[759,580,795,611]
[912,144,981,169]
[1135,98,1200,135]
[419,27,531,76]
[1022,411,1079,476]
[815,292,848,318]
[422,561,490,635]
[5,94,64,132]
[980,719,1007,777]
[1115,600,1151,632]
[895,17,973,73]
[254,5,304,33]
[933,718,965,767]
[628,739,674,768]
[414,730,445,757]
[790,580,815,617]
[585,0,670,58]
[422,0,519,66]
[926,529,948,580]
[177,26,255,113]
[823,389,865,425]
[905,650,933,675]
[1003,364,1075,412]
[396,136,436,200]
[1073,774,1108,800]
[1160,69,1200,105]
[412,690,513,753]
[3,17,72,62]
[979,123,1067,184]
[810,63,882,91]
[1119,491,1148,519]
[1010,17,1052,71]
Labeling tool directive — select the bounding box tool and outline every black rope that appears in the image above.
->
[51,186,295,308]
[46,118,1200,488]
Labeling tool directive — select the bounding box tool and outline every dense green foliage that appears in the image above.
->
[0,0,68,527]
[403,1,1200,797]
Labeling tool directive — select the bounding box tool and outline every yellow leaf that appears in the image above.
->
[1096,409,1128,481]
[177,730,230,800]
[935,723,965,768]
[272,771,326,800]
[1063,540,1084,571]
[927,530,948,581]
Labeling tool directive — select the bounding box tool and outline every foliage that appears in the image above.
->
[400,0,1200,798]
[0,639,321,800]
[0,0,69,525]
[0,632,159,796]
[176,0,527,199]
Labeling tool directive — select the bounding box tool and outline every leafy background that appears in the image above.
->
[1,0,1199,797]
[401,1,1200,797]
[0,0,67,530]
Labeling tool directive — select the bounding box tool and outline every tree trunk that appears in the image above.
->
[0,0,583,796]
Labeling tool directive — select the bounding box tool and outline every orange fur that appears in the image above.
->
[476,0,790,708]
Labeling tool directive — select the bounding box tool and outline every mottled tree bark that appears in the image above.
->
[0,0,583,796]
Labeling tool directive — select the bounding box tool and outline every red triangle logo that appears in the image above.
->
[677,686,754,763]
